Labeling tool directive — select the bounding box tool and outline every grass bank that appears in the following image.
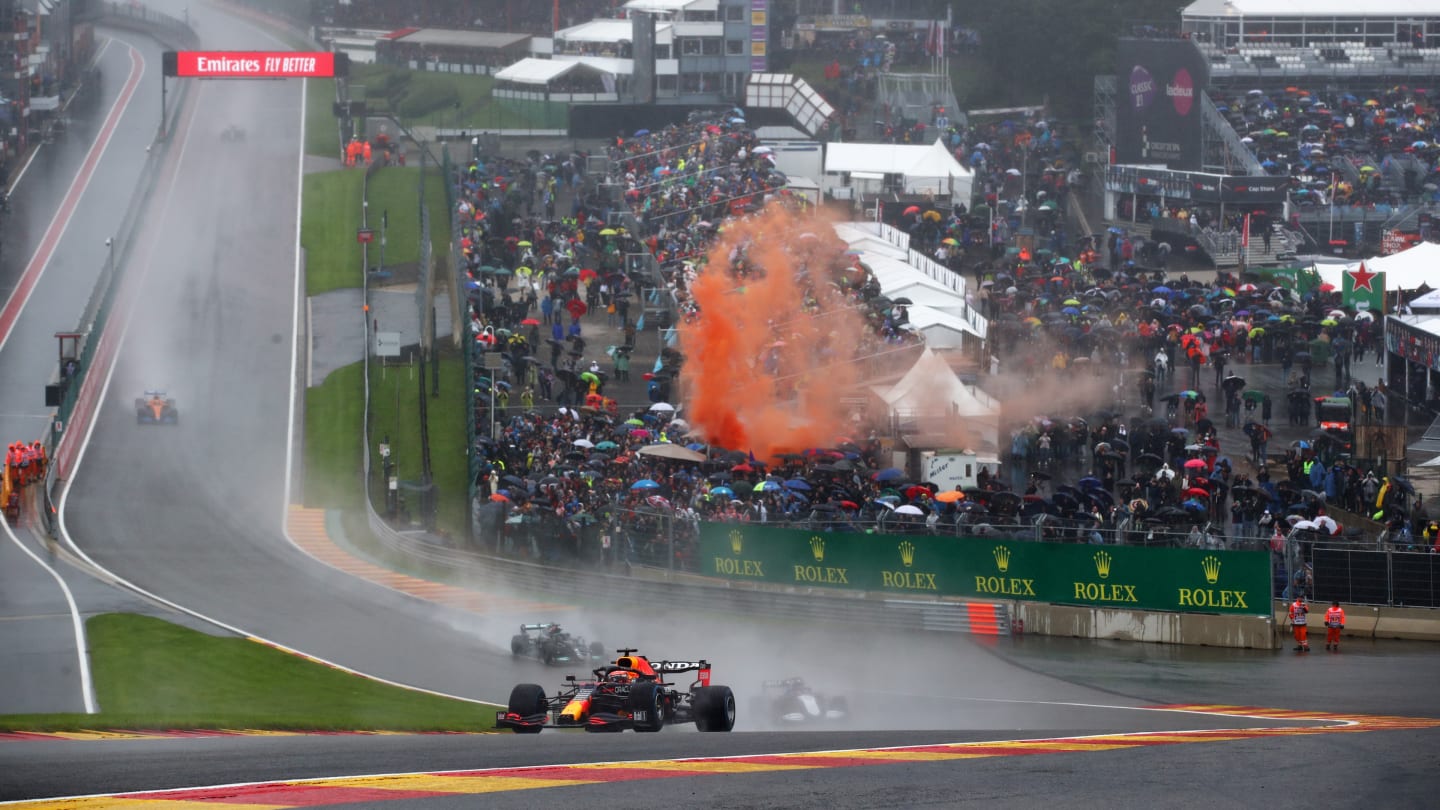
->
[305,77,342,158]
[368,349,469,537]
[350,63,544,130]
[303,361,364,511]
[0,614,496,731]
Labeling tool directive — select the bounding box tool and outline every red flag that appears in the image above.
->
[1242,213,1251,248]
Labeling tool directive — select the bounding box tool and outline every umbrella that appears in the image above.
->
[874,467,905,482]
[902,205,921,216]
[637,443,706,462]
[650,402,676,412]
[595,440,619,450]
[935,490,966,503]
[784,479,813,491]
[573,438,595,448]
[1183,459,1208,470]
[710,486,735,498]
[894,504,925,516]
[521,317,541,326]
[630,479,661,490]
[754,480,781,492]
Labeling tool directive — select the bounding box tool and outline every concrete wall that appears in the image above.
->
[1015,601,1276,649]
[1270,601,1440,643]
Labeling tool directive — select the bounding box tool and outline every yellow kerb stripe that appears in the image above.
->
[298,775,594,794]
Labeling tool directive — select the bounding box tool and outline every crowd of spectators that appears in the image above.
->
[1213,83,1440,208]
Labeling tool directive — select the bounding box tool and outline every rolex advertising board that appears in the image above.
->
[700,524,1268,614]
[1113,38,1209,171]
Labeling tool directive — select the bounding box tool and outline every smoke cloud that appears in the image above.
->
[678,205,868,461]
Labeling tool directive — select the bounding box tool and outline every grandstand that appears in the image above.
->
[1095,3,1440,265]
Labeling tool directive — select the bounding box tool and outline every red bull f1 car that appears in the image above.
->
[496,649,736,733]
[135,391,178,425]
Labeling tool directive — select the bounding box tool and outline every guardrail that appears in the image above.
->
[363,515,1009,636]
[1302,541,1440,608]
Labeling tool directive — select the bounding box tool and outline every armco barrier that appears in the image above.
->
[700,524,1271,616]
[362,522,1008,636]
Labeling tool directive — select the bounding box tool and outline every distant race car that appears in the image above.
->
[135,391,178,425]
[510,623,605,666]
[496,648,736,734]
[751,678,848,725]
[220,124,246,142]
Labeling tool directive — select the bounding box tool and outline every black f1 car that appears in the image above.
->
[751,678,848,725]
[135,391,178,425]
[510,623,605,666]
[497,649,736,733]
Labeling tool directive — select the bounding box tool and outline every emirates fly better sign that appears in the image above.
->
[164,51,348,78]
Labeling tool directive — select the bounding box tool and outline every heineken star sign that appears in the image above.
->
[700,524,1270,614]
[1343,261,1385,312]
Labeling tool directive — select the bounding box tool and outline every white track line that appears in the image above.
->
[284,74,305,513]
[0,520,95,713]
[51,31,494,710]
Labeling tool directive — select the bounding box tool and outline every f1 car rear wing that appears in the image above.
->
[655,660,711,687]
[520,623,558,631]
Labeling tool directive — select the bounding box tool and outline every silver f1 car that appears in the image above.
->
[509,623,605,666]
[752,677,848,724]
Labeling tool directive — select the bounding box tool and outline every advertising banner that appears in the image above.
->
[700,524,1269,614]
[1113,38,1208,171]
[166,51,343,78]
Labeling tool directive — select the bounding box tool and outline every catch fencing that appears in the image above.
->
[1304,541,1440,608]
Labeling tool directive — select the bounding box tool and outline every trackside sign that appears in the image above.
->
[163,51,347,78]
[700,524,1270,615]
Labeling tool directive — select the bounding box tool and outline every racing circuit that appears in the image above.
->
[1,1,1439,807]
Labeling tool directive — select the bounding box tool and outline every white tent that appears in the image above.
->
[493,57,581,86]
[822,138,973,205]
[901,305,984,349]
[870,348,997,450]
[1315,242,1440,291]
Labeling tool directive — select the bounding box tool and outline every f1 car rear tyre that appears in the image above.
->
[694,685,736,732]
[589,641,606,658]
[628,682,666,732]
[540,642,556,665]
[506,683,547,734]
[510,635,526,656]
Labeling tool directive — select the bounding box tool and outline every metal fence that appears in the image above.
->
[1305,542,1440,608]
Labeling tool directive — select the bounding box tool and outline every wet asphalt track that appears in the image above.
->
[6,2,1440,806]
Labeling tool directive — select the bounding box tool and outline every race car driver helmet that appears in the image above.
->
[547,623,562,635]
[606,669,635,683]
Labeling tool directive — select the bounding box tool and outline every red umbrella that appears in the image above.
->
[1183,459,1208,470]
[521,317,541,326]
[579,268,598,282]
[490,493,511,502]
[840,500,859,510]
[567,298,588,318]
[902,205,921,216]
[1183,487,1211,499]
[731,463,754,473]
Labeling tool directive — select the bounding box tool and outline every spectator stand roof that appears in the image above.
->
[623,0,718,14]
[385,28,531,52]
[557,19,674,44]
[1184,0,1440,17]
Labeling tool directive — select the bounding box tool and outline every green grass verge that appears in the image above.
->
[305,77,342,158]
[304,361,365,512]
[364,166,450,267]
[301,169,367,295]
[0,614,495,731]
[368,349,468,537]
[349,62,545,130]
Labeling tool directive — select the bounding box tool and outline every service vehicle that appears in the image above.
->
[497,648,736,733]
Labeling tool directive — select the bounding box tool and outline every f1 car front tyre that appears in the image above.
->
[510,635,526,656]
[629,682,666,732]
[506,683,547,734]
[694,685,736,732]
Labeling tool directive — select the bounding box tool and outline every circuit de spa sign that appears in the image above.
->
[163,51,349,78]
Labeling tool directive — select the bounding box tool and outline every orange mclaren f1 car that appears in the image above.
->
[135,391,178,425]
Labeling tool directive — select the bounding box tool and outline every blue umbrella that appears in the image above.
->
[710,486,735,497]
[875,467,905,482]
[686,442,706,451]
[785,479,813,491]
[758,480,782,492]
[1062,306,1080,316]
[1078,476,1103,490]
[634,129,650,137]
[630,479,661,490]
[1152,285,1173,295]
